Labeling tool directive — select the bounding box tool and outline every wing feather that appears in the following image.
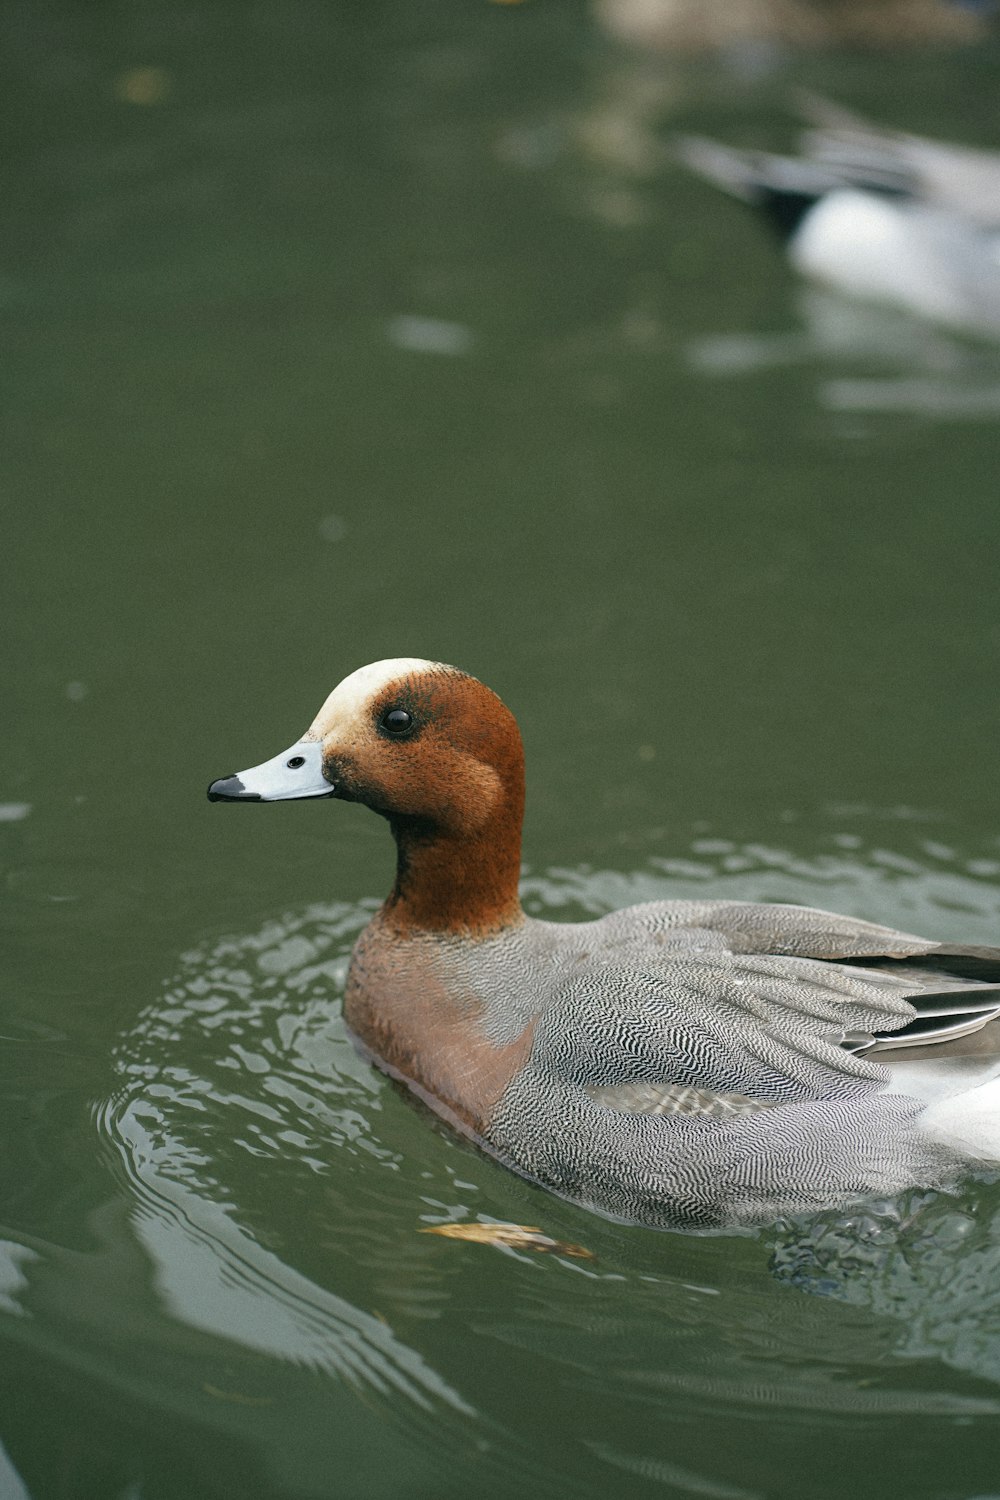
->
[537,907,1000,1105]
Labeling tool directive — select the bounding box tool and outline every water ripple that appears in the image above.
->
[101,898,475,1419]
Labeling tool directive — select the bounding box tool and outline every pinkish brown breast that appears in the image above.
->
[343,916,536,1136]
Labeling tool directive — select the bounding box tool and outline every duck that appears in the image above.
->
[208,658,1000,1231]
[676,98,1000,341]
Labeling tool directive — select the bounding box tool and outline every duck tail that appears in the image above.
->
[675,135,842,242]
[674,135,769,204]
[906,944,1000,984]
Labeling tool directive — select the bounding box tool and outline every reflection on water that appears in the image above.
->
[822,374,1000,417]
[104,899,479,1400]
[0,1240,37,1318]
[769,1187,1000,1387]
[0,1439,30,1500]
[524,827,1000,944]
[115,1104,473,1408]
[689,289,1000,419]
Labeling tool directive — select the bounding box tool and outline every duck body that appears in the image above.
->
[788,189,1000,336]
[209,659,1000,1230]
[676,102,1000,339]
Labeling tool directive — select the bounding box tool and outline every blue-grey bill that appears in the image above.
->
[207,738,335,801]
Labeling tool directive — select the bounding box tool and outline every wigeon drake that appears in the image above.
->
[209,658,1000,1230]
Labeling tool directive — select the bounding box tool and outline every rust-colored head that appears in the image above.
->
[311,659,525,933]
[210,658,526,935]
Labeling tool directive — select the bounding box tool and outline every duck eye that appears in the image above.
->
[381,708,413,735]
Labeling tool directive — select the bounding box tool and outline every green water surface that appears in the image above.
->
[4,5,1000,1498]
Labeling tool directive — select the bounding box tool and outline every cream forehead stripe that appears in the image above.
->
[305,658,454,739]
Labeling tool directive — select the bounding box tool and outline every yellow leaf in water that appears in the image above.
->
[420,1221,594,1259]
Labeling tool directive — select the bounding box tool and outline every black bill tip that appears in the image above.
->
[207,774,262,803]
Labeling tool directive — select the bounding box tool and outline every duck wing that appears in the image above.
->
[488,903,1000,1228]
[589,898,1000,1073]
[595,894,1000,965]
[840,958,1000,1059]
[675,134,851,204]
[797,90,1000,229]
[490,930,971,1228]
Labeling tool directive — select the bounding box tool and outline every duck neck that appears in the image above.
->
[383,809,524,936]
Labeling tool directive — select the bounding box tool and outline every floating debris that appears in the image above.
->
[420,1221,594,1258]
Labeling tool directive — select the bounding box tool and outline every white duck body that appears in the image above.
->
[789,188,1000,336]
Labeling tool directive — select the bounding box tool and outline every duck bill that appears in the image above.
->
[207,738,335,802]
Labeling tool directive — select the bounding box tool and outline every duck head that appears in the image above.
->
[208,658,525,934]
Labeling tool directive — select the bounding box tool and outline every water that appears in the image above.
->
[5,4,1000,1496]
